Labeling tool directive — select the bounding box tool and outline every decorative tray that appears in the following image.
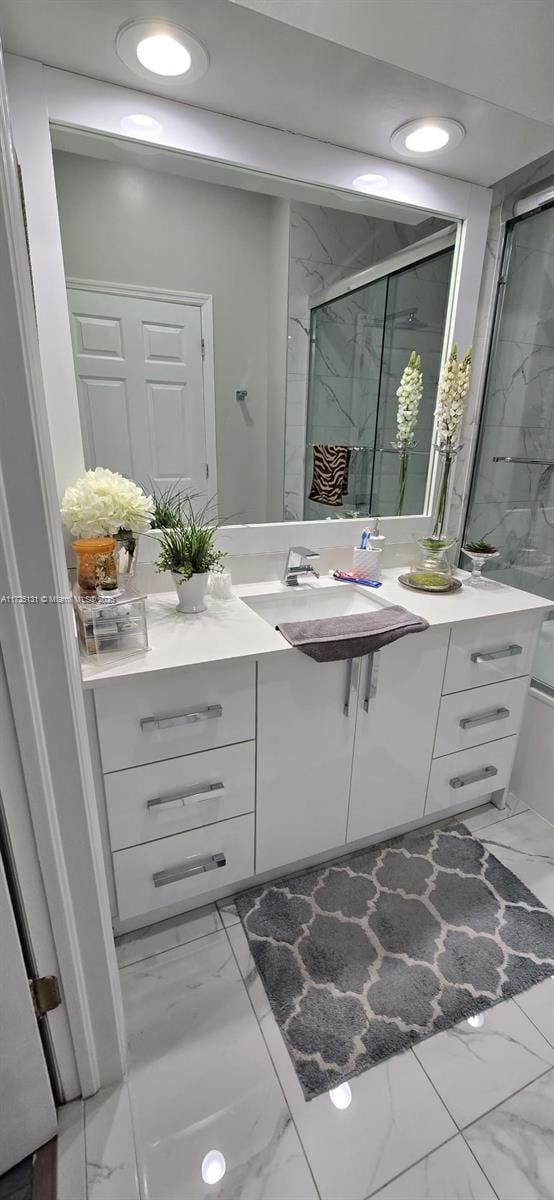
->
[398,573,463,595]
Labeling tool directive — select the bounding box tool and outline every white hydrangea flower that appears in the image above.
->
[395,350,422,447]
[61,467,154,538]
[434,344,472,448]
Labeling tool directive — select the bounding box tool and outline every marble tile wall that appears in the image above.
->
[447,150,554,547]
[284,203,443,520]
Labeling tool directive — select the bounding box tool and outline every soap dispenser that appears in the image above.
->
[367,517,385,552]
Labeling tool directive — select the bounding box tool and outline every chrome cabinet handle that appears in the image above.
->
[470,645,522,664]
[450,765,498,789]
[459,706,509,731]
[152,851,226,888]
[363,652,380,712]
[147,781,224,810]
[343,658,360,717]
[140,703,223,731]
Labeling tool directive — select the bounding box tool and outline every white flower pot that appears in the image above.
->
[172,571,209,614]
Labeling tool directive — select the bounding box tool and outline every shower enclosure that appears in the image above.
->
[304,240,454,520]
[463,202,554,695]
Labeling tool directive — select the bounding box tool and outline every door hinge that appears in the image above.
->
[201,337,205,359]
[30,975,61,1017]
[205,463,209,479]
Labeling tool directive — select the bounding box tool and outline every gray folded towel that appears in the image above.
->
[277,604,429,662]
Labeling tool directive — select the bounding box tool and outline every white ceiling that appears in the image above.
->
[0,0,552,187]
[234,0,554,127]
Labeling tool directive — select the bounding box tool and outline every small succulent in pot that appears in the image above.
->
[155,497,225,613]
[462,537,499,587]
[464,538,497,555]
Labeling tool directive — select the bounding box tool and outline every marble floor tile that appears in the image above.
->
[514,979,554,1048]
[84,1083,140,1200]
[459,793,528,834]
[56,1099,86,1200]
[121,930,318,1200]
[368,1135,497,1200]
[115,904,222,967]
[464,1069,554,1200]
[413,1000,554,1129]
[226,920,456,1200]
[475,809,554,912]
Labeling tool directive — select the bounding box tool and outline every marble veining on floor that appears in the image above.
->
[62,801,554,1200]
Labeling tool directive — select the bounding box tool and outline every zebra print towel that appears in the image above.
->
[308,444,351,506]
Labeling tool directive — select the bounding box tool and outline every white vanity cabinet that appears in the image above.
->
[347,627,449,842]
[92,658,257,926]
[255,653,358,872]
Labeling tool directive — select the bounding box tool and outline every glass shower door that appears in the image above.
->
[304,278,387,520]
[463,203,554,692]
[371,247,454,515]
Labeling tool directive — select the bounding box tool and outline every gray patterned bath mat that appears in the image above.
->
[236,821,554,1099]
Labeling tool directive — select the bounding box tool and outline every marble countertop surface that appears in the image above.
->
[81,567,552,688]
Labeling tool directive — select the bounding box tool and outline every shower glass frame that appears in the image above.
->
[303,244,455,520]
[461,199,554,696]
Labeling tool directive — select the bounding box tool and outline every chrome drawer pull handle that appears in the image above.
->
[140,703,223,731]
[470,644,522,664]
[450,765,498,789]
[460,706,510,731]
[363,652,380,712]
[344,659,353,716]
[152,851,226,888]
[147,782,224,810]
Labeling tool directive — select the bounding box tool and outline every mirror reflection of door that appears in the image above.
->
[67,285,213,506]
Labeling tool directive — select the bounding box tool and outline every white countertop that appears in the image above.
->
[81,568,552,688]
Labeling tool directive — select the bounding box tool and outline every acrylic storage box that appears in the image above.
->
[73,587,149,659]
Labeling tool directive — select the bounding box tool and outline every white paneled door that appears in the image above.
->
[67,286,213,500]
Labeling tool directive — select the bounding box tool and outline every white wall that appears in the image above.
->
[52,150,286,524]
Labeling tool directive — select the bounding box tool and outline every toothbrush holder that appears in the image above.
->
[352,546,382,580]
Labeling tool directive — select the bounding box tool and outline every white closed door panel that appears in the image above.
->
[256,653,357,873]
[0,849,56,1172]
[68,288,208,499]
[347,628,449,843]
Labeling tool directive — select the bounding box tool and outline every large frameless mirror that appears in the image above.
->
[51,126,456,526]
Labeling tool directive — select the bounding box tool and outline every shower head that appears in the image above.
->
[389,307,428,331]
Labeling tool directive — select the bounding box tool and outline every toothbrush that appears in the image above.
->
[332,570,382,588]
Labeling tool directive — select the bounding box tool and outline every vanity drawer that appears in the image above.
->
[434,676,528,757]
[443,613,539,694]
[113,813,254,921]
[95,660,255,771]
[425,736,518,816]
[105,742,255,851]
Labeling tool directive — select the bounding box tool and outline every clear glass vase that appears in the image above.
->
[409,537,455,591]
[462,547,499,586]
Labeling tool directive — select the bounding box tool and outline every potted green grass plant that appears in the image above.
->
[155,497,225,613]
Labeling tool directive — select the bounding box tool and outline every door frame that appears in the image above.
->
[0,44,126,1099]
[66,279,218,505]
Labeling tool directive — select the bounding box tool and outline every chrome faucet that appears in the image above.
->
[283,545,320,586]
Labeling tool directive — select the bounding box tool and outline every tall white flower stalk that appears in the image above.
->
[432,344,472,537]
[394,350,422,515]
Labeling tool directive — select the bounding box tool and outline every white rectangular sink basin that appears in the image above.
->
[243,584,382,628]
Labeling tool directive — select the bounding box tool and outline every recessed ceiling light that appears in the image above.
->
[201,1150,226,1185]
[329,1082,352,1109]
[119,114,163,140]
[137,34,191,76]
[352,173,389,194]
[390,118,465,156]
[116,20,209,85]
